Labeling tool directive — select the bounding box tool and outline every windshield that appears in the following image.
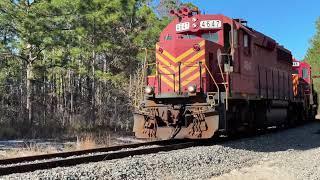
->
[182,34,197,39]
[202,32,218,42]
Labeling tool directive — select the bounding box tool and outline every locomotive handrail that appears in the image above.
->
[217,56,226,83]
[157,73,176,92]
[217,54,230,111]
[146,63,157,66]
[204,64,220,103]
[180,61,204,66]
[183,64,201,67]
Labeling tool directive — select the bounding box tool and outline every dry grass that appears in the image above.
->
[75,135,97,150]
[0,134,126,159]
[0,143,59,159]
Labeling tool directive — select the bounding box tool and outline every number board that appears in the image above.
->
[176,22,190,32]
[293,61,300,67]
[200,20,222,29]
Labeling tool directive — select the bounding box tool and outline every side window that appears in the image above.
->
[233,29,238,48]
[302,68,308,79]
[292,70,299,74]
[164,34,172,40]
[202,32,218,42]
[244,34,249,47]
[223,24,231,53]
[243,31,251,56]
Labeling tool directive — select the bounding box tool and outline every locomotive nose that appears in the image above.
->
[154,40,206,94]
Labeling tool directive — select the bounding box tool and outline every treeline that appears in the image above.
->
[0,0,186,139]
[306,17,320,112]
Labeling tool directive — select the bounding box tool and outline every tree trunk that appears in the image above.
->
[91,50,96,124]
[26,62,33,127]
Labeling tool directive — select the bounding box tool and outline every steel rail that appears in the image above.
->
[0,141,195,176]
[0,139,186,166]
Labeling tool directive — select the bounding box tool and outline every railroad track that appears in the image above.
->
[0,139,196,176]
[0,123,307,176]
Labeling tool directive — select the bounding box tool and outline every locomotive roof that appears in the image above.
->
[165,13,291,55]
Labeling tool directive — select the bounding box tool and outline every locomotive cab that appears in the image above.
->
[292,59,318,119]
[149,11,237,96]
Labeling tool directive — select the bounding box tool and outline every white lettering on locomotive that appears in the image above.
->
[200,20,222,29]
[176,22,190,32]
[293,61,300,67]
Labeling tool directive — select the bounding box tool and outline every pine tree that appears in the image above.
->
[0,0,170,138]
[306,17,320,111]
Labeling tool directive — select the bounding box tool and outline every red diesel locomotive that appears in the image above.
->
[133,7,318,139]
[292,59,318,118]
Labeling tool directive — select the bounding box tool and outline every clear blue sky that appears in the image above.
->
[182,0,319,60]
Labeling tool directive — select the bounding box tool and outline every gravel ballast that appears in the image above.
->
[0,145,161,168]
[2,122,320,180]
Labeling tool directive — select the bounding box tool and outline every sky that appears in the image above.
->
[182,0,319,60]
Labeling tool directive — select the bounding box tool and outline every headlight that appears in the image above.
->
[188,85,196,93]
[145,86,154,95]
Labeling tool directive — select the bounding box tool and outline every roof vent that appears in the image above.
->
[234,18,248,26]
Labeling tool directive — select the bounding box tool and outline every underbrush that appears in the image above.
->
[0,131,136,159]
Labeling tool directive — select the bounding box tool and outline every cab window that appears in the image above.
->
[223,24,231,52]
[233,29,238,48]
[292,70,299,74]
[202,32,218,42]
[243,31,251,55]
[244,34,249,47]
[182,34,197,39]
[164,34,172,40]
[302,68,308,79]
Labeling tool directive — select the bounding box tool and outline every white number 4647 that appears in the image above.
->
[200,20,222,29]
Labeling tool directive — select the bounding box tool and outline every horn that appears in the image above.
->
[182,7,190,16]
[177,9,183,16]
[169,9,176,16]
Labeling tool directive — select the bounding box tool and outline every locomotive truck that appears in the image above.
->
[133,7,318,139]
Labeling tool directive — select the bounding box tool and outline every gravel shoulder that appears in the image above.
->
[2,122,320,180]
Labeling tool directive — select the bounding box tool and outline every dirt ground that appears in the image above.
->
[212,161,297,180]
[212,117,320,180]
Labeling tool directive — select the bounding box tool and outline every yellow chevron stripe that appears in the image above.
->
[157,49,205,73]
[181,64,207,79]
[181,51,205,68]
[175,40,206,62]
[158,65,173,75]
[156,53,171,66]
[160,75,174,89]
[181,58,205,69]
[180,66,198,79]
[163,51,177,63]
[158,58,206,81]
[174,67,207,90]
[175,49,195,62]
[198,40,205,47]
[174,67,207,91]
[159,41,205,63]
[182,70,206,87]
[292,75,298,96]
